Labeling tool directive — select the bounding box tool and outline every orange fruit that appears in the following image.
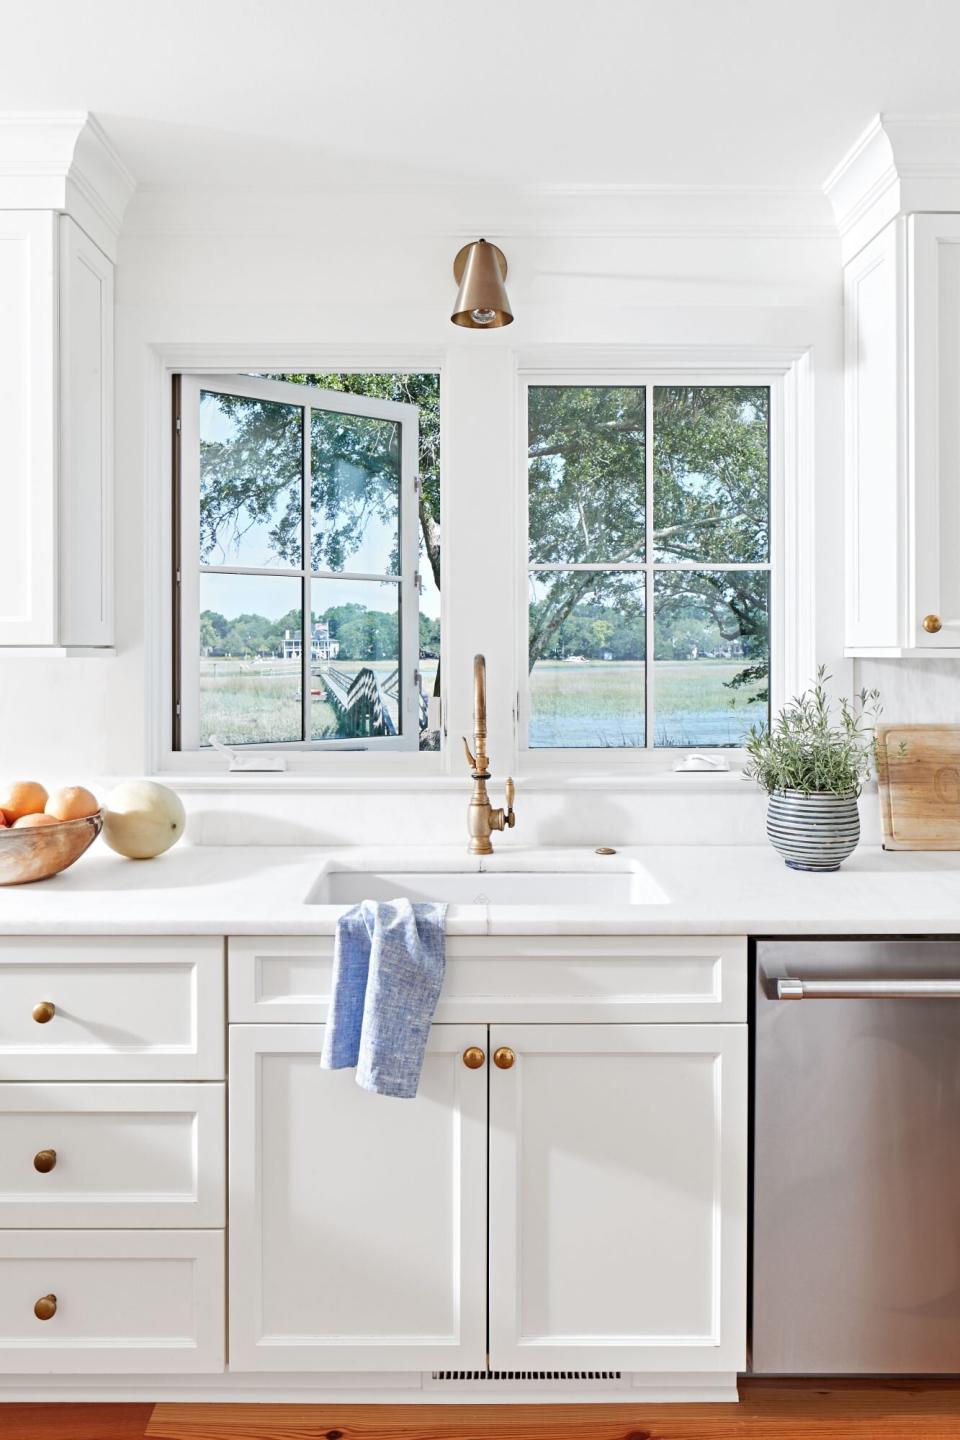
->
[0,781,48,824]
[45,785,99,821]
[13,813,60,828]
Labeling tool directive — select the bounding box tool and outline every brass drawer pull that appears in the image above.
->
[33,1149,57,1174]
[493,1046,516,1070]
[462,1046,485,1069]
[923,614,943,633]
[34,1294,57,1321]
[32,1001,55,1025]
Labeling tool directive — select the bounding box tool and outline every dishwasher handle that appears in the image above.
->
[776,977,960,1000]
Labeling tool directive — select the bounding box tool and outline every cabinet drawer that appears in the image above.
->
[0,937,224,1079]
[0,1230,224,1373]
[229,935,747,1023]
[0,1083,224,1227]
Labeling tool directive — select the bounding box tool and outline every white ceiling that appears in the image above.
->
[4,0,960,191]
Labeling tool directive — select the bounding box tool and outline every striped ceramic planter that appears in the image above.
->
[766,789,860,872]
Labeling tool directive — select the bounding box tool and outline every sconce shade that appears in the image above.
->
[451,239,513,328]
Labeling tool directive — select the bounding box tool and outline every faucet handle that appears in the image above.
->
[505,776,516,827]
[462,736,478,772]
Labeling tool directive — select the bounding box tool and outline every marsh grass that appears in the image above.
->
[530,659,767,748]
[199,658,440,747]
[199,656,765,750]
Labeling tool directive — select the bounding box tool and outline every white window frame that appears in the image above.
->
[145,344,812,782]
[174,370,427,757]
[515,353,814,768]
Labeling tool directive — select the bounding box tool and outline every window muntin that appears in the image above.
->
[177,372,437,752]
[526,383,771,751]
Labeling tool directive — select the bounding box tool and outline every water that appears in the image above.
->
[529,707,756,749]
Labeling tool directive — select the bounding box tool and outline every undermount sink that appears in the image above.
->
[306,861,668,907]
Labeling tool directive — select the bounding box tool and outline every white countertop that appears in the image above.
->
[0,842,959,936]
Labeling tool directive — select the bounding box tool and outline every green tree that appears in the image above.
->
[199,374,441,593]
[527,385,769,700]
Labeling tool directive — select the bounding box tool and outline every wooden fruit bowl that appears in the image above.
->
[0,811,103,885]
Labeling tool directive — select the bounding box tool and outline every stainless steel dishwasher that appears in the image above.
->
[752,938,960,1374]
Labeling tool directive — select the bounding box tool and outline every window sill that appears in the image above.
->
[148,766,761,795]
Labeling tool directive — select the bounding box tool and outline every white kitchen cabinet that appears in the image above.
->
[845,213,960,655]
[228,1023,488,1372]
[0,936,225,1081]
[228,934,748,1025]
[228,1009,747,1380]
[0,1230,224,1374]
[488,1023,747,1373]
[58,216,114,649]
[0,211,113,652]
[0,1082,225,1228]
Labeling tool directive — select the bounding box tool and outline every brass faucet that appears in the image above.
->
[462,654,516,855]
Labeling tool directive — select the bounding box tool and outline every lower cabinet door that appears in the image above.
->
[488,1023,747,1372]
[229,1024,488,1371]
[0,1230,224,1373]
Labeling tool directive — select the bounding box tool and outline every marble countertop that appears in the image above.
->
[0,842,958,936]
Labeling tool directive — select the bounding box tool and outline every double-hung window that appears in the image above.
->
[175,373,439,752]
[524,381,772,751]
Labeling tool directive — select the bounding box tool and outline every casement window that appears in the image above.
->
[174,373,441,752]
[523,381,772,751]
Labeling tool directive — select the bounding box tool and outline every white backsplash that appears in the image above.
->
[171,778,886,849]
[855,659,960,725]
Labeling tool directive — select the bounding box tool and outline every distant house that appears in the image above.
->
[280,622,340,662]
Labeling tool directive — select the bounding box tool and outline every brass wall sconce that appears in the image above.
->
[450,239,513,328]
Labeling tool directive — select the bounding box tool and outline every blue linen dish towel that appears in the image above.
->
[320,900,447,1099]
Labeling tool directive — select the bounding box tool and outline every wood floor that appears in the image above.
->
[4,1382,960,1440]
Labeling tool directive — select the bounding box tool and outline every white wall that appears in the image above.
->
[0,184,878,842]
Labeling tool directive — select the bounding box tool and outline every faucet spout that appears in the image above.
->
[471,654,489,774]
[463,653,515,854]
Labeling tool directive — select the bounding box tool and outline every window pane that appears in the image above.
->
[272,372,441,751]
[528,386,645,564]
[200,391,302,568]
[199,573,303,746]
[311,409,400,576]
[653,570,769,747]
[653,386,769,563]
[528,572,645,748]
[309,578,402,740]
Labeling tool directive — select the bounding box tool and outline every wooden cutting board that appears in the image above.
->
[876,724,960,849]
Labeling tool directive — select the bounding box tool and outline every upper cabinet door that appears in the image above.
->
[228,1023,488,1372]
[59,216,114,649]
[0,212,57,646]
[488,1023,747,1373]
[0,213,113,651]
[844,213,960,656]
[911,214,960,650]
[844,221,906,654]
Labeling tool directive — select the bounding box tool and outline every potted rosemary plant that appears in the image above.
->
[744,669,884,872]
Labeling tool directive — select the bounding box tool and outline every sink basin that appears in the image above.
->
[306,863,668,907]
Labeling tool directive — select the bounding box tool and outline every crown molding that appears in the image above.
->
[825,113,960,262]
[122,179,835,242]
[0,112,136,259]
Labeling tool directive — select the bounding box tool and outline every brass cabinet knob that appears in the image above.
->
[462,1046,486,1070]
[32,1001,55,1024]
[33,1294,57,1321]
[923,614,943,634]
[33,1149,57,1174]
[493,1046,516,1070]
